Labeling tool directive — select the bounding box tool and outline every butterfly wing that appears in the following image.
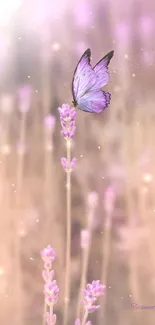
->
[72,48,96,104]
[77,90,111,113]
[90,50,114,91]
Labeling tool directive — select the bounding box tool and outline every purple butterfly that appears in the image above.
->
[72,48,114,113]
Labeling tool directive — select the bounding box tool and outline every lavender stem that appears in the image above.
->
[81,310,88,325]
[63,139,71,325]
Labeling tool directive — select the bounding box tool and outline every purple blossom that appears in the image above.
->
[42,270,54,282]
[58,104,76,140]
[82,281,105,313]
[44,280,59,306]
[45,312,57,325]
[41,245,56,265]
[61,157,67,169]
[61,157,77,171]
[70,157,77,170]
[75,319,92,325]
[44,115,56,130]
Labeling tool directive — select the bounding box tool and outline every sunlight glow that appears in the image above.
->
[0,0,21,26]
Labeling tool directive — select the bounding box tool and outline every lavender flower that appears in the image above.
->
[44,280,59,306]
[41,246,59,325]
[42,270,54,283]
[45,312,57,325]
[44,115,56,131]
[41,245,56,265]
[83,281,105,313]
[58,104,76,140]
[75,319,92,325]
[61,157,77,171]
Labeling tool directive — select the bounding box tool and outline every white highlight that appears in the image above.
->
[0,0,21,26]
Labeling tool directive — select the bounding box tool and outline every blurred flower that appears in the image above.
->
[58,104,76,140]
[139,16,153,36]
[104,186,116,214]
[58,104,77,173]
[41,246,58,323]
[0,94,14,114]
[41,245,56,265]
[45,312,56,325]
[17,85,32,113]
[44,280,59,306]
[61,156,77,171]
[83,281,105,313]
[80,229,91,249]
[42,270,54,283]
[74,2,92,27]
[115,22,129,44]
[44,115,56,131]
[75,319,92,325]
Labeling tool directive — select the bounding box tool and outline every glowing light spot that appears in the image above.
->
[80,154,83,158]
[143,173,153,183]
[30,257,34,260]
[98,146,101,150]
[124,54,129,59]
[19,229,26,237]
[142,186,148,193]
[1,145,11,155]
[28,76,30,79]
[0,0,21,26]
[52,42,61,51]
[132,73,136,77]
[0,267,4,276]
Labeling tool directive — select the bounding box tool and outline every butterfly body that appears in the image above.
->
[72,48,114,113]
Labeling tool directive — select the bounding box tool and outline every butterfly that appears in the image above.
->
[72,48,114,113]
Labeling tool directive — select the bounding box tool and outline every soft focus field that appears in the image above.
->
[0,1,155,325]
